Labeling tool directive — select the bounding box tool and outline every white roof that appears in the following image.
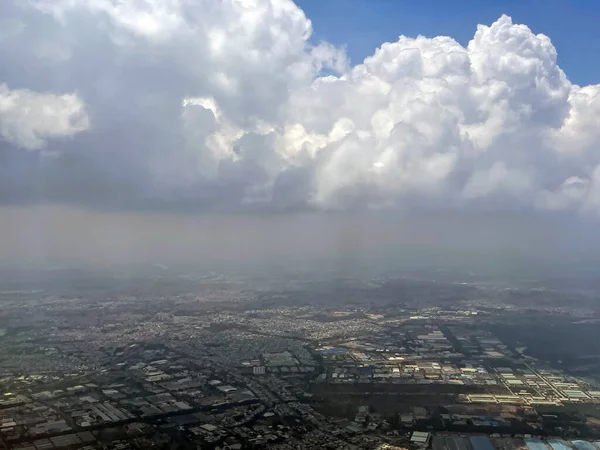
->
[411,431,431,443]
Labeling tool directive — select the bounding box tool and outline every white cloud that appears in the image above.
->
[0,83,88,150]
[549,85,600,157]
[27,0,184,41]
[1,1,600,214]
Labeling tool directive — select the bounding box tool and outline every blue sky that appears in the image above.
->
[296,0,600,86]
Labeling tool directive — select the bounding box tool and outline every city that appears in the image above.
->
[1,271,599,449]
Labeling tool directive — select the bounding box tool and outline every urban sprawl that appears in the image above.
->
[1,274,600,449]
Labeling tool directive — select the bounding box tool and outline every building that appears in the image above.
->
[411,431,431,447]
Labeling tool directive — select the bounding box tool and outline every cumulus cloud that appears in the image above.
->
[0,84,88,150]
[0,1,599,214]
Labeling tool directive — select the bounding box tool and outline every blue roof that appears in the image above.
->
[572,441,597,450]
[548,439,573,450]
[470,436,494,450]
[525,438,549,450]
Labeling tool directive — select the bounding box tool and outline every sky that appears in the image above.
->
[1,0,600,269]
